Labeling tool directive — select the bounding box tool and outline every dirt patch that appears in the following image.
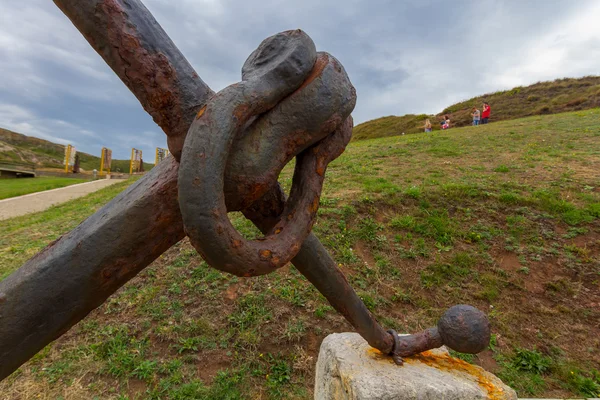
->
[126,378,147,399]
[196,350,232,384]
[497,251,520,273]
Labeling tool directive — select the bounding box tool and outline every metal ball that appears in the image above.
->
[437,304,491,354]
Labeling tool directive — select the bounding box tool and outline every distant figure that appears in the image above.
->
[471,107,481,126]
[424,119,432,132]
[442,115,450,130]
[481,102,491,124]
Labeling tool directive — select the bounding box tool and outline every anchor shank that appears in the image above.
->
[53,0,214,160]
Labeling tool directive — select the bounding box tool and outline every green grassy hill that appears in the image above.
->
[353,76,600,140]
[0,127,154,172]
[1,110,599,399]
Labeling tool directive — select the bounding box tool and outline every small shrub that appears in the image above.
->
[267,357,292,386]
[537,105,551,114]
[509,87,521,96]
[568,369,600,397]
[527,95,539,102]
[499,191,522,204]
[177,337,201,354]
[511,349,552,374]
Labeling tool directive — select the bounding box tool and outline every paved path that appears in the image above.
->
[0,179,123,221]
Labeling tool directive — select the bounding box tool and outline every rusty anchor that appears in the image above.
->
[0,0,490,381]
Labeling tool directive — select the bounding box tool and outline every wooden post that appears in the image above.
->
[64,145,71,173]
[99,148,105,176]
[129,147,134,175]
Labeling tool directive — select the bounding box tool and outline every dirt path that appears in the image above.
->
[0,179,122,220]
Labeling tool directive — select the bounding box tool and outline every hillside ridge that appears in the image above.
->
[0,127,153,172]
[353,75,600,141]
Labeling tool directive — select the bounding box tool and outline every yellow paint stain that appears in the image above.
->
[364,348,509,399]
[405,351,509,400]
[195,105,207,119]
[366,347,387,359]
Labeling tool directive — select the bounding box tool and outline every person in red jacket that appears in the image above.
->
[481,102,491,124]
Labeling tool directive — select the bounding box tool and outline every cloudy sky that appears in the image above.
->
[1,0,599,160]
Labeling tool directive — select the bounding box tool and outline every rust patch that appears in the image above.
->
[98,0,188,158]
[310,196,320,214]
[259,249,272,260]
[296,53,329,92]
[315,164,325,176]
[233,103,251,122]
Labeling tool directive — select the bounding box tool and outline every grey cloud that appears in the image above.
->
[0,0,597,159]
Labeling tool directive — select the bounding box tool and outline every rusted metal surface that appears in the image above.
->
[53,0,214,160]
[388,305,490,365]
[224,51,356,211]
[0,158,184,379]
[0,0,491,381]
[179,32,355,276]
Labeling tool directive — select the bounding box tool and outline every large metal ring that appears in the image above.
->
[178,30,354,276]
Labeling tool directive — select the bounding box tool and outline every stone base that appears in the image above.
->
[315,332,517,400]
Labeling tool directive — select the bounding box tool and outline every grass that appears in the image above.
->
[0,176,89,200]
[0,109,599,399]
[0,179,135,280]
[353,75,600,140]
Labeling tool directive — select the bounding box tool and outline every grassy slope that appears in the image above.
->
[1,110,599,399]
[353,76,600,140]
[0,127,154,172]
[0,177,89,200]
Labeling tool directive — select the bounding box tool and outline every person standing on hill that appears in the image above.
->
[481,102,491,124]
[424,119,432,132]
[471,107,481,126]
[442,115,450,129]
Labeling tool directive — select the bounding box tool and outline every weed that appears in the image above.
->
[267,356,292,386]
[391,289,413,304]
[511,348,552,374]
[314,305,333,318]
[282,319,306,342]
[177,337,201,354]
[567,369,600,397]
[404,186,422,199]
[518,267,530,274]
[356,217,384,242]
[389,215,416,230]
[132,360,157,381]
